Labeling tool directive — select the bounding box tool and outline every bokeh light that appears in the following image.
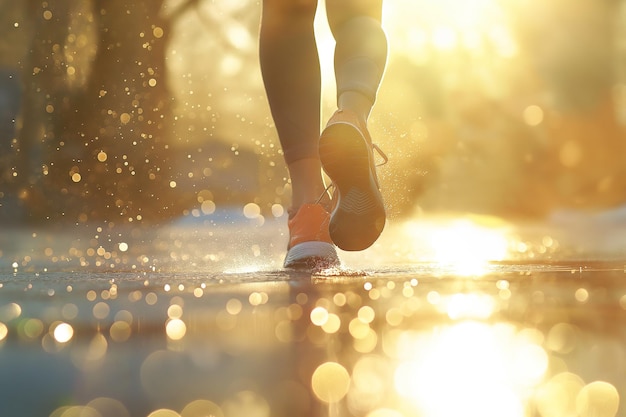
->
[394,321,548,417]
[166,318,187,340]
[1,1,626,416]
[147,410,181,417]
[49,405,101,417]
[403,217,510,275]
[110,321,132,342]
[180,400,224,417]
[576,381,620,417]
[0,322,6,342]
[535,372,586,417]
[310,306,329,326]
[312,362,351,404]
[86,397,131,417]
[53,322,74,344]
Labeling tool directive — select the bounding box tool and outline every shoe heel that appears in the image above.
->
[319,113,386,251]
[319,123,370,186]
[284,241,339,269]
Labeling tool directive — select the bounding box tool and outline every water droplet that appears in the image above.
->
[98,151,108,162]
[153,27,164,38]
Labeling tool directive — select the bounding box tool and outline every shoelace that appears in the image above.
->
[372,143,389,166]
[315,143,388,205]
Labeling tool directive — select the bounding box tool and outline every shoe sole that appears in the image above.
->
[284,241,340,269]
[319,122,386,251]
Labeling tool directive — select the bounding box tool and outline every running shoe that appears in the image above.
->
[319,109,386,251]
[284,203,340,269]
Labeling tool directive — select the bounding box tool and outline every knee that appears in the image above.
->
[333,16,387,54]
[326,0,383,32]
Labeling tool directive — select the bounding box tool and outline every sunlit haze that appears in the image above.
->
[1,1,626,417]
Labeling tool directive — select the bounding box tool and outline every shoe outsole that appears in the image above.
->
[284,241,340,269]
[319,121,386,251]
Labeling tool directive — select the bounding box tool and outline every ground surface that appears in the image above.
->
[1,209,626,417]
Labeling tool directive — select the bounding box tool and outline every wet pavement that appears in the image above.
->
[1,210,626,417]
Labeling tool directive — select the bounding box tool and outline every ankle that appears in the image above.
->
[287,158,328,211]
[337,91,373,122]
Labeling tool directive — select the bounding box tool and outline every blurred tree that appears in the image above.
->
[16,0,73,222]
[12,0,203,224]
[509,0,626,210]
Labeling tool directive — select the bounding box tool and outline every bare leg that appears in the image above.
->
[286,157,327,214]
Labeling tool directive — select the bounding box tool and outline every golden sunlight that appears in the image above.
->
[52,322,74,344]
[404,217,511,275]
[394,321,548,417]
[312,361,351,404]
[314,2,338,109]
[431,219,509,274]
[442,293,496,320]
[315,0,514,106]
[165,318,187,340]
[383,0,515,57]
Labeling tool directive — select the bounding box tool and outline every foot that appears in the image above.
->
[319,109,386,251]
[284,203,340,269]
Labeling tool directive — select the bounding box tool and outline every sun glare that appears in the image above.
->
[384,0,514,56]
[404,217,510,276]
[394,322,548,417]
[314,3,338,108]
[443,292,496,320]
[432,219,509,274]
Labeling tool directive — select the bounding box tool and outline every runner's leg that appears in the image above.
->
[318,0,388,251]
[259,0,327,212]
[260,0,339,268]
[326,0,387,123]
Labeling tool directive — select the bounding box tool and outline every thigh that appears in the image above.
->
[262,0,319,24]
[325,0,383,31]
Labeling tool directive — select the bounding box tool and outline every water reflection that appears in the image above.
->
[402,216,511,276]
[394,321,546,417]
[0,259,624,417]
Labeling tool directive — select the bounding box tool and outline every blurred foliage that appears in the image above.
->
[1,0,626,226]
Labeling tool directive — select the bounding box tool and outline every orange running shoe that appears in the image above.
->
[284,203,340,269]
[319,109,386,251]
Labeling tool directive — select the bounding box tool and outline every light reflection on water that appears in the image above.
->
[394,321,546,417]
[0,258,625,417]
[2,214,626,417]
[402,217,511,276]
